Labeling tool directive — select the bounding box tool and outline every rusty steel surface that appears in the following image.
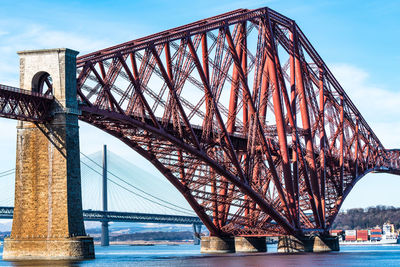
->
[1,7,400,238]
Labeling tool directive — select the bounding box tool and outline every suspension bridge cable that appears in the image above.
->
[0,155,196,215]
[80,152,195,214]
[82,160,195,215]
[106,179,195,216]
[0,170,15,178]
[0,168,14,174]
[80,160,195,216]
[80,164,101,210]
[0,169,15,176]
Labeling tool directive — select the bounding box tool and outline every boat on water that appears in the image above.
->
[334,222,399,245]
[339,235,398,245]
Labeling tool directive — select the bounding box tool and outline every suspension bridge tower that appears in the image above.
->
[3,48,94,260]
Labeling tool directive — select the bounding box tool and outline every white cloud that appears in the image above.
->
[0,21,111,87]
[331,63,400,210]
[0,22,113,169]
[330,63,400,149]
[13,24,109,54]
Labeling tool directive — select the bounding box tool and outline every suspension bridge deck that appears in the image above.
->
[0,206,202,225]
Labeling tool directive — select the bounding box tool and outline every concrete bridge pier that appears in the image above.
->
[277,235,339,253]
[200,236,267,253]
[192,223,202,245]
[3,48,94,260]
[234,236,267,253]
[101,145,110,246]
[101,221,110,246]
[200,236,235,253]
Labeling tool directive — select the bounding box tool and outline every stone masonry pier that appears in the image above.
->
[200,236,267,253]
[3,49,94,260]
[278,235,339,253]
[201,235,339,254]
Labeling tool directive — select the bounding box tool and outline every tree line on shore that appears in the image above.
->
[332,205,400,230]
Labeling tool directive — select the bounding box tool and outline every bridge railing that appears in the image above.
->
[0,84,53,99]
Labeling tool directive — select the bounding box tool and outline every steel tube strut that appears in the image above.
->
[66,7,400,238]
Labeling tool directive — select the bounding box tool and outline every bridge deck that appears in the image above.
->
[0,207,202,225]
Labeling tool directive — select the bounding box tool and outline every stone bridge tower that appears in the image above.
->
[3,49,94,260]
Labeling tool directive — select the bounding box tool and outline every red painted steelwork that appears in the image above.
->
[1,7,400,239]
[74,7,400,237]
[0,84,53,122]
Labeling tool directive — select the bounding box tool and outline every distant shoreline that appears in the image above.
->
[94,240,195,245]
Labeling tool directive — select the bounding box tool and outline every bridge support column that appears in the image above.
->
[200,236,235,253]
[278,235,339,253]
[192,223,202,245]
[101,221,109,246]
[234,236,267,253]
[100,145,109,246]
[3,49,94,260]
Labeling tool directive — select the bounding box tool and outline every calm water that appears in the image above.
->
[1,244,400,266]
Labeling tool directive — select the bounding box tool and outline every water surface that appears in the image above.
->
[2,244,400,266]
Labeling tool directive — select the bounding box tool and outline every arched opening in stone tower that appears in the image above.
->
[31,71,53,95]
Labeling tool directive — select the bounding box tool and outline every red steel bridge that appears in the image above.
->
[0,7,399,239]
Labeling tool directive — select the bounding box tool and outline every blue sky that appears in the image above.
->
[0,0,400,211]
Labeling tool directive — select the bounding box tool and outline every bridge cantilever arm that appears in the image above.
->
[150,45,202,150]
[186,37,247,183]
[224,26,296,224]
[80,105,298,236]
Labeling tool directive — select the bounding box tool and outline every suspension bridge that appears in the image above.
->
[0,6,399,259]
[0,146,203,246]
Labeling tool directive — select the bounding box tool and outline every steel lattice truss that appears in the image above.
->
[1,7,400,238]
[0,84,53,122]
[74,8,400,237]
